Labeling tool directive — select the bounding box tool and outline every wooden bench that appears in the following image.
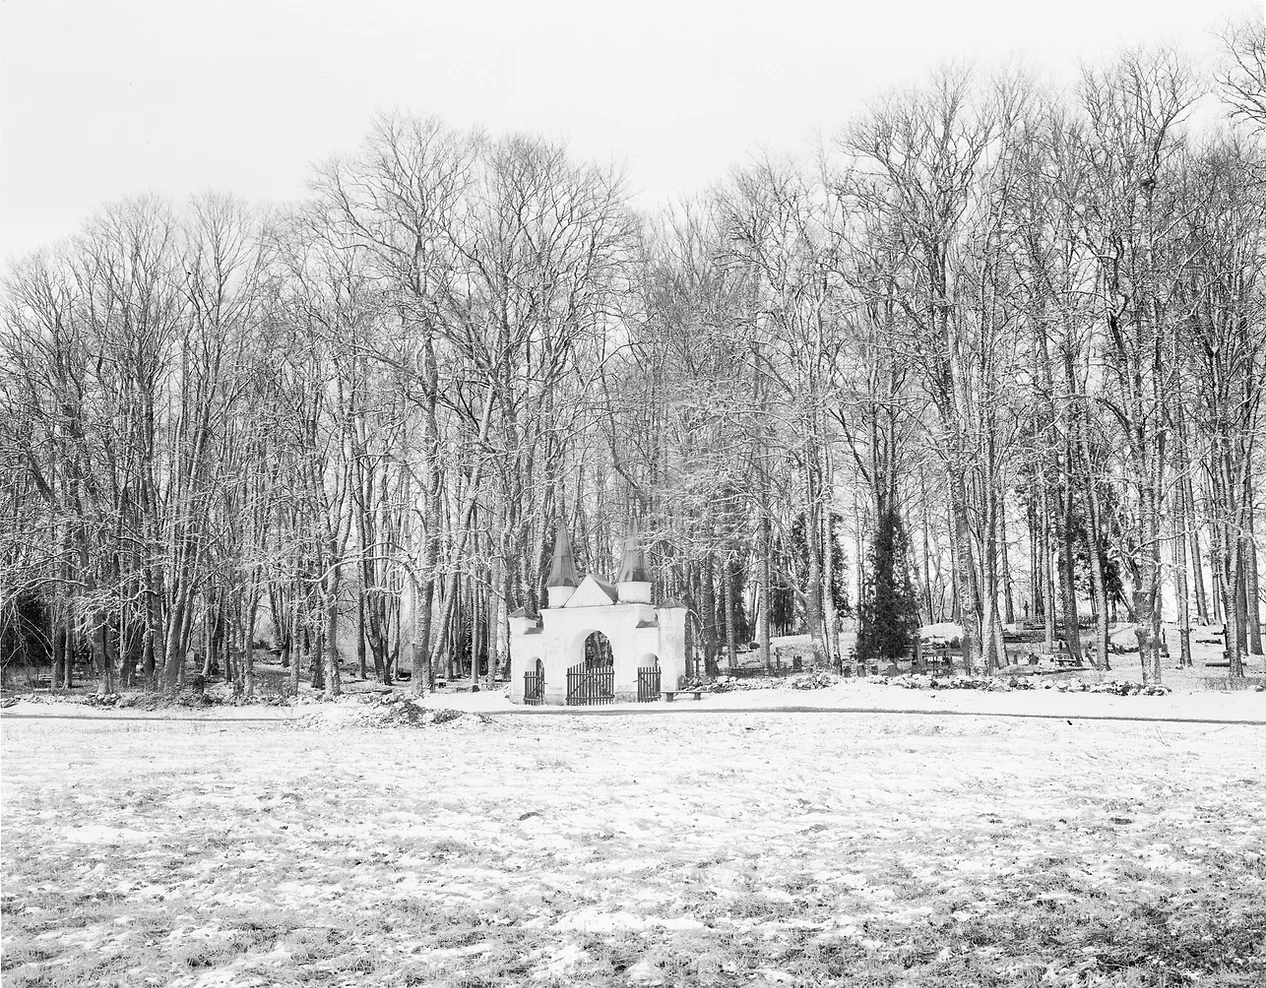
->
[1053,655,1084,668]
[662,690,704,702]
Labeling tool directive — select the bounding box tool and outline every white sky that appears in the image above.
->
[1,0,1259,263]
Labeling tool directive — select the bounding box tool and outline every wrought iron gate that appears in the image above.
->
[637,665,661,702]
[566,661,614,705]
[523,667,545,705]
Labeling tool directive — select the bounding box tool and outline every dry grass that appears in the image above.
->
[2,710,1264,987]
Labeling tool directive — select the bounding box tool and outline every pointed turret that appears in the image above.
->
[615,518,652,603]
[545,523,580,607]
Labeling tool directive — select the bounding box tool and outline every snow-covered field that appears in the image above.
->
[2,699,1264,987]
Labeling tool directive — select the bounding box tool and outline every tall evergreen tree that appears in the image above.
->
[856,508,920,663]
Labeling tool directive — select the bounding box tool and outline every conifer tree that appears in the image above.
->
[856,508,920,663]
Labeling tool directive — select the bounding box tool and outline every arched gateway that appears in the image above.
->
[509,521,687,705]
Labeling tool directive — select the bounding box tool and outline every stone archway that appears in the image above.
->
[567,630,615,705]
[583,630,614,669]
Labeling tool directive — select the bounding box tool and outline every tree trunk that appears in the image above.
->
[999,507,1016,627]
[1072,403,1110,672]
[947,497,962,627]
[1133,467,1164,685]
[52,619,66,689]
[430,573,459,683]
[723,556,738,671]
[804,471,827,664]
[947,472,982,674]
[94,613,113,696]
[1173,482,1194,668]
[700,554,718,677]
[244,586,258,699]
[1037,488,1055,653]
[1055,483,1083,667]
[311,626,325,691]
[488,500,509,691]
[357,588,368,680]
[323,582,342,698]
[822,503,841,668]
[759,514,772,673]
[1246,490,1262,657]
[1233,554,1248,675]
[1186,474,1210,625]
[980,492,1002,676]
[289,592,303,696]
[920,477,934,624]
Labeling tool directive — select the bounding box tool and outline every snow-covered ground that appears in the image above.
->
[416,674,1266,723]
[4,656,1263,726]
[2,700,1263,986]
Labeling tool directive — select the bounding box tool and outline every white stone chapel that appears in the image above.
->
[508,521,687,704]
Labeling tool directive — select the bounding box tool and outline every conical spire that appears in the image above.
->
[615,517,651,584]
[545,522,579,588]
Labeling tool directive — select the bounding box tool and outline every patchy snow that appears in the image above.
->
[920,622,965,644]
[2,698,1264,986]
[554,909,707,933]
[535,941,589,977]
[60,826,157,844]
[404,672,1265,723]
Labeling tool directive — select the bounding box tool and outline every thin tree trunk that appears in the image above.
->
[1039,484,1056,654]
[1070,387,1110,672]
[947,472,982,675]
[357,588,368,680]
[1233,553,1248,675]
[63,605,74,689]
[51,614,66,689]
[1054,470,1084,666]
[1246,489,1262,656]
[324,580,342,698]
[1173,481,1194,668]
[1186,474,1210,624]
[947,497,961,626]
[822,507,840,667]
[289,590,302,696]
[723,556,738,671]
[431,573,459,682]
[488,499,509,690]
[244,582,258,699]
[311,625,325,691]
[759,514,772,673]
[1206,472,1223,626]
[700,554,718,677]
[999,507,1016,627]
[920,478,934,624]
[804,467,827,665]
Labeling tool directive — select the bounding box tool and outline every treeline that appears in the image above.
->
[2,19,1264,693]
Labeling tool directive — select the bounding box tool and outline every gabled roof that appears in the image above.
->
[563,573,619,607]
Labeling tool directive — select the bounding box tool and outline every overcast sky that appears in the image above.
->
[0,0,1257,263]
